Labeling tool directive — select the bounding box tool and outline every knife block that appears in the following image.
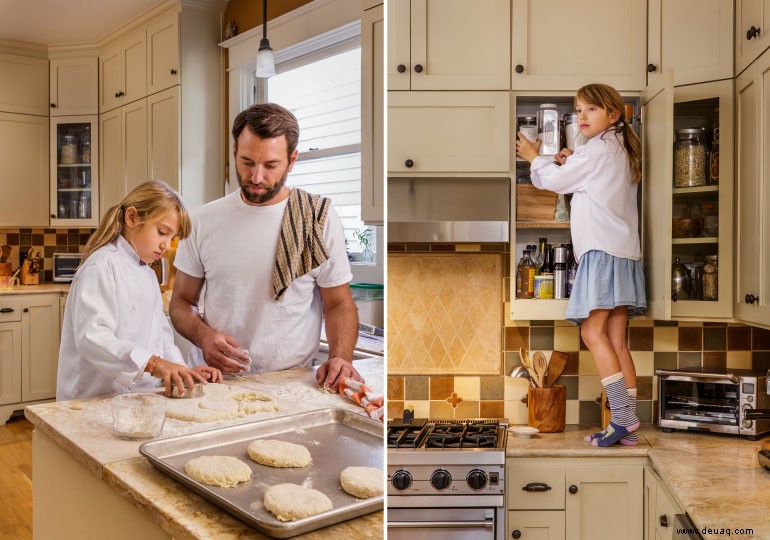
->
[528,385,566,433]
[20,260,38,285]
[0,262,11,277]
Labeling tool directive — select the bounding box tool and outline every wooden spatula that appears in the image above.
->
[544,351,569,387]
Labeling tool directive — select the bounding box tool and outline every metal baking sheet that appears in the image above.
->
[139,408,384,538]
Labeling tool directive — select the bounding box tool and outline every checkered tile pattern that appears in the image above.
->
[0,228,94,282]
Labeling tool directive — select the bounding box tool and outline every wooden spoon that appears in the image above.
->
[533,351,548,389]
[519,347,540,387]
[544,351,569,388]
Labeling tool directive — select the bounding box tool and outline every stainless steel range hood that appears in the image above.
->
[388,177,510,242]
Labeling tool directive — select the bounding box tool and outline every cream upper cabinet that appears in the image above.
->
[361,3,384,224]
[735,49,770,325]
[49,57,98,116]
[146,10,180,95]
[0,112,49,227]
[388,91,510,173]
[100,28,147,113]
[388,0,510,90]
[647,0,733,87]
[511,0,646,91]
[736,0,770,76]
[147,86,180,190]
[0,53,48,116]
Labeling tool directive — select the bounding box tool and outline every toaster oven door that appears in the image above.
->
[659,377,739,430]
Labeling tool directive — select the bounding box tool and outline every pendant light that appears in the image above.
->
[255,0,276,78]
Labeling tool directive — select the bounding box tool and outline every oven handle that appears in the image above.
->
[389,520,495,529]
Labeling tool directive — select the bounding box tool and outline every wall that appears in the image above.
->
[386,244,770,426]
[0,228,92,282]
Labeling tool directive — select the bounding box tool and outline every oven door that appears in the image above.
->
[659,375,739,433]
[388,507,497,540]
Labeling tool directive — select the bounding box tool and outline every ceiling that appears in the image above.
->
[0,0,168,46]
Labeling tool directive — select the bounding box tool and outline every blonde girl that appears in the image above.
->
[57,181,221,401]
[516,84,646,447]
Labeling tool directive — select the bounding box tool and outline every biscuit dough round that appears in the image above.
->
[263,483,332,521]
[247,439,312,468]
[239,400,278,414]
[184,455,252,487]
[339,466,384,498]
[165,400,241,422]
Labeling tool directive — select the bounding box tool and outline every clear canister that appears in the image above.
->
[61,135,77,165]
[518,116,538,143]
[537,103,560,156]
[563,113,579,151]
[703,255,718,301]
[674,128,708,187]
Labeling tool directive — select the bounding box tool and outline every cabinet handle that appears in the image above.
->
[397,64,407,73]
[515,64,525,74]
[414,64,423,73]
[115,92,120,98]
[512,530,522,539]
[659,515,669,527]
[23,308,28,313]
[647,63,657,73]
[522,482,552,492]
[50,103,57,108]
[745,294,758,305]
[0,308,14,313]
[170,68,177,75]
[404,159,414,168]
[747,26,761,40]
[568,484,578,494]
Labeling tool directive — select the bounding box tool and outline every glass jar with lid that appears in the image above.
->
[517,116,538,143]
[674,128,708,187]
[703,255,718,301]
[61,134,77,165]
[537,103,560,156]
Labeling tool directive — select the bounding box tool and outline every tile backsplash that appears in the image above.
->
[0,228,94,282]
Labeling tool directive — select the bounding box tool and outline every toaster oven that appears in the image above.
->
[53,253,83,282]
[656,367,770,440]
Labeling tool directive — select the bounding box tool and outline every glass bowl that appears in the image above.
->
[111,393,166,440]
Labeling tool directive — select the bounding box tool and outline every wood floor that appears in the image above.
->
[0,414,33,540]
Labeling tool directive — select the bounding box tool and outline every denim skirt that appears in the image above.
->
[565,250,647,325]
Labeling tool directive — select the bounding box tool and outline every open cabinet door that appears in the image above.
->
[640,69,674,320]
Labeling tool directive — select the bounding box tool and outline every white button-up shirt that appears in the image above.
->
[56,235,184,401]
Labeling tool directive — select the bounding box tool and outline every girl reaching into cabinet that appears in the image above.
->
[56,180,222,402]
[516,83,646,447]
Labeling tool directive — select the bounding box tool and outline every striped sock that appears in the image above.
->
[621,388,638,445]
[592,373,639,447]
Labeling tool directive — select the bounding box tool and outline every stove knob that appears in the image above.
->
[430,469,452,490]
[467,469,488,490]
[391,470,413,491]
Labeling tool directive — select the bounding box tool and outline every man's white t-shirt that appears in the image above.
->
[174,189,353,373]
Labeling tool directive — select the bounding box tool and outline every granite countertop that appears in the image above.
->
[25,357,384,540]
[507,425,770,539]
[0,283,70,294]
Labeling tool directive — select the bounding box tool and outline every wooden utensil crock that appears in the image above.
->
[528,385,566,433]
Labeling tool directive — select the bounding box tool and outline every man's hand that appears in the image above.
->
[198,329,251,374]
[515,131,542,163]
[192,364,223,383]
[316,357,364,391]
[151,358,209,397]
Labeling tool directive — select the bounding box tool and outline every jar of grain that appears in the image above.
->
[674,128,708,187]
[703,255,718,301]
[61,135,77,165]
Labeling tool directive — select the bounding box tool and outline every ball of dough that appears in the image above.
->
[247,439,312,468]
[263,483,332,521]
[339,466,384,498]
[184,455,252,488]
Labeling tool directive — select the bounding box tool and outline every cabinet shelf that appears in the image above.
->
[516,221,571,229]
[57,163,92,168]
[672,237,718,244]
[672,185,719,198]
[58,188,92,193]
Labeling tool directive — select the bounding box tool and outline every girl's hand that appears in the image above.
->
[555,148,574,165]
[192,365,223,384]
[515,131,542,163]
[151,358,208,396]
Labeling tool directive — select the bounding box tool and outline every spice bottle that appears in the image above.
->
[82,127,91,164]
[674,128,708,187]
[703,255,718,301]
[710,108,719,184]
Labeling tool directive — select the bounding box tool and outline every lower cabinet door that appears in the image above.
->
[0,321,21,406]
[21,296,60,402]
[508,511,565,540]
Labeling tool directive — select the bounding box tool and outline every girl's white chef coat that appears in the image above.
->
[56,235,184,401]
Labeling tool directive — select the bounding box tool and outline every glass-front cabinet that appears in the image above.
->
[49,116,99,227]
[641,71,733,319]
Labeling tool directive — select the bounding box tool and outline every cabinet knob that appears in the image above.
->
[747,25,761,40]
[414,64,423,73]
[170,68,177,75]
[515,64,525,74]
[50,103,57,108]
[23,308,29,313]
[50,214,56,219]
[512,530,522,539]
[397,64,407,73]
[745,294,758,305]
[659,515,669,528]
[404,159,414,168]
[671,292,678,302]
[568,484,578,494]
[115,92,120,98]
[647,63,657,73]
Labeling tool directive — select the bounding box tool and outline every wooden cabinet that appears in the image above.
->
[644,468,683,540]
[0,112,49,227]
[361,3,384,224]
[100,28,147,113]
[388,91,510,173]
[388,0,510,90]
[147,86,180,190]
[147,11,180,95]
[511,0,646,91]
[736,0,770,76]
[50,57,98,116]
[507,459,644,540]
[0,294,60,424]
[647,0,733,87]
[641,71,734,320]
[0,52,49,115]
[735,48,770,326]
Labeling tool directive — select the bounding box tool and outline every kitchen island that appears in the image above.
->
[25,358,384,540]
[507,425,770,539]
